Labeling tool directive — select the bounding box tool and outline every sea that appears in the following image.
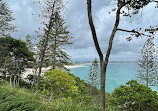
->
[69,61,158,93]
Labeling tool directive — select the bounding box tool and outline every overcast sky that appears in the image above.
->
[4,0,158,62]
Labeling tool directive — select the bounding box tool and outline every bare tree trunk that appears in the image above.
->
[87,0,127,110]
[17,74,20,87]
[36,1,56,91]
[100,59,106,110]
[32,67,37,89]
[10,74,12,85]
[13,75,16,87]
[53,36,57,70]
[146,52,149,87]
[2,70,6,80]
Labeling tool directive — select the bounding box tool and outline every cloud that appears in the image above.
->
[4,0,42,39]
[3,0,158,62]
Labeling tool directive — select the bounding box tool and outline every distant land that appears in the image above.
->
[72,61,137,64]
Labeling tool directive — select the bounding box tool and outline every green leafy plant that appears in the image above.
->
[111,80,158,111]
[41,69,78,98]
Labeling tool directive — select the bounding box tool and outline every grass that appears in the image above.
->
[0,81,56,111]
[0,81,101,111]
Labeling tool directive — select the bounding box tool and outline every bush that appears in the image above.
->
[110,80,158,111]
[41,69,78,98]
[0,81,101,111]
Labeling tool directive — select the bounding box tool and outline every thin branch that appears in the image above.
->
[104,3,117,7]
[117,28,142,36]
[153,0,158,3]
[104,2,129,67]
[117,28,152,36]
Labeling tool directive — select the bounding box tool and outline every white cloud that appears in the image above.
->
[3,0,158,61]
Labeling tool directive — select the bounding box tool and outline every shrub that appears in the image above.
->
[41,69,78,98]
[110,80,158,111]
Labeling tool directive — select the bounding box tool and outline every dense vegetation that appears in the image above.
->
[0,79,101,111]
[1,79,158,111]
[0,0,158,110]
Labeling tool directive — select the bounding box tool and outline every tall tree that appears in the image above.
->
[25,35,34,52]
[36,0,67,90]
[0,0,15,36]
[87,0,158,110]
[86,58,100,95]
[45,13,72,70]
[137,37,158,87]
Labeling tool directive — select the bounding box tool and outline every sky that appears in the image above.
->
[4,0,158,62]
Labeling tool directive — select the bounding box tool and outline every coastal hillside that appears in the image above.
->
[0,81,101,111]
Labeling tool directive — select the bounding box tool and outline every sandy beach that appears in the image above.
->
[64,64,87,69]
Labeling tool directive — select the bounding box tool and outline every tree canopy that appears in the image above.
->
[0,0,15,36]
[0,36,35,87]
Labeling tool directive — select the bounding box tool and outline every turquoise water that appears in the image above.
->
[70,62,138,93]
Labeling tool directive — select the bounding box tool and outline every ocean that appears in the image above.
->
[69,62,158,93]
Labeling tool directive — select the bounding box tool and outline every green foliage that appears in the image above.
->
[69,73,89,95]
[137,37,158,87]
[0,36,35,63]
[38,13,72,69]
[0,81,101,111]
[0,81,54,111]
[0,0,15,36]
[86,58,100,95]
[41,69,78,98]
[111,80,158,111]
[57,100,100,111]
[0,36,35,86]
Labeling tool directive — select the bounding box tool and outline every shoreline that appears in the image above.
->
[65,64,88,69]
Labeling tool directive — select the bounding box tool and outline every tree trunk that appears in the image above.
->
[13,75,16,87]
[2,70,6,80]
[17,74,20,87]
[53,36,57,70]
[100,59,106,110]
[36,1,56,91]
[10,74,12,85]
[87,0,127,110]
[146,52,149,87]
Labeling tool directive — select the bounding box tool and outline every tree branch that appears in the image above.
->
[87,0,103,60]
[153,0,158,3]
[117,28,142,36]
[117,28,152,37]
[104,2,129,68]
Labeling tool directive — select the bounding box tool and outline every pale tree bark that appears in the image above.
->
[87,0,128,110]
[52,36,57,70]
[36,1,56,91]
[146,52,149,87]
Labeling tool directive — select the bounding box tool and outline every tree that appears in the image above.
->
[44,13,72,70]
[0,36,35,87]
[86,58,100,95]
[41,69,78,98]
[25,34,36,68]
[0,0,15,36]
[25,35,34,52]
[87,0,158,110]
[111,80,158,111]
[36,0,67,91]
[137,37,158,87]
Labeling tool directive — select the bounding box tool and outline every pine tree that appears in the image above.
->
[0,0,15,36]
[25,35,34,52]
[36,0,71,90]
[137,37,158,87]
[87,58,100,95]
[45,13,72,70]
